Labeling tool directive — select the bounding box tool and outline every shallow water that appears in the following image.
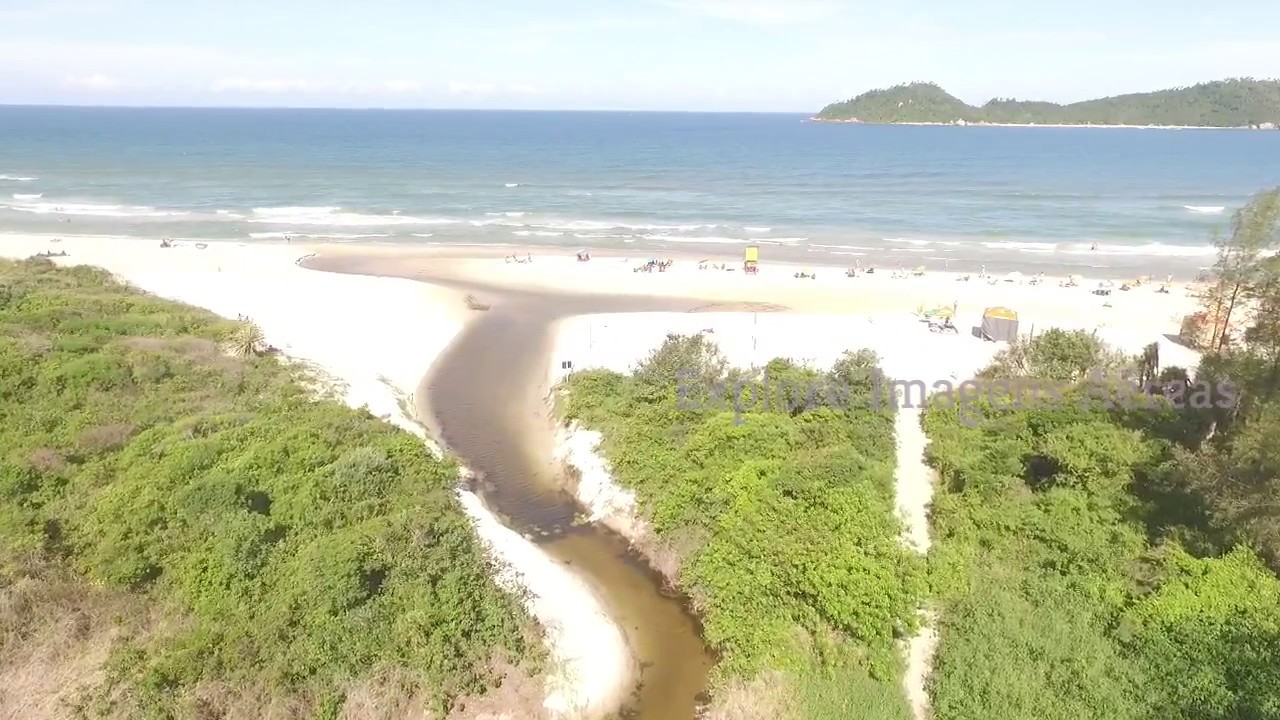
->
[305,253,714,719]
[5,107,1279,276]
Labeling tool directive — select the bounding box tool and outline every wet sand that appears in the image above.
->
[306,253,716,720]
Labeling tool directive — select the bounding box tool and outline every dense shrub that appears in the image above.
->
[0,259,532,718]
[560,333,921,719]
[924,330,1280,720]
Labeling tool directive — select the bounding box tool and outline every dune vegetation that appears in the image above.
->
[560,339,923,720]
[924,189,1280,720]
[0,258,535,719]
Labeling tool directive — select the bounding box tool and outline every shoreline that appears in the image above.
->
[0,230,1219,282]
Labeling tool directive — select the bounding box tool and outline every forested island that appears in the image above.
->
[814,78,1280,128]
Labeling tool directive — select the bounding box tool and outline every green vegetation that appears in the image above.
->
[924,188,1280,719]
[560,340,923,720]
[816,78,1280,127]
[0,258,533,719]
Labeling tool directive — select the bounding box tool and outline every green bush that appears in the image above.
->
[561,335,921,718]
[924,330,1280,720]
[0,259,531,717]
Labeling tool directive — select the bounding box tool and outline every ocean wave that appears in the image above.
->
[1063,242,1216,258]
[216,209,246,219]
[744,226,772,232]
[0,175,36,182]
[8,201,186,218]
[573,233,635,239]
[248,231,392,240]
[533,220,719,233]
[486,211,526,217]
[809,244,878,251]
[411,233,434,238]
[12,193,41,200]
[1184,205,1226,214]
[513,230,564,237]
[250,206,457,226]
[505,183,521,188]
[760,237,808,244]
[644,235,751,245]
[470,218,525,227]
[981,241,1056,253]
[976,239,1216,258]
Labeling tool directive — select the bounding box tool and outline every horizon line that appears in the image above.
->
[0,102,812,114]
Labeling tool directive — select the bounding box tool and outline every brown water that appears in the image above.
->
[303,254,715,720]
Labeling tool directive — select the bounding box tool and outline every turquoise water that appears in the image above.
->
[3,107,1279,275]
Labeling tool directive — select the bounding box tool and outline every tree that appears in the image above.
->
[1199,188,1280,351]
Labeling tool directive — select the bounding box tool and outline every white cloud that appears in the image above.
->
[211,78,323,93]
[383,79,424,93]
[63,73,120,91]
[447,81,495,96]
[660,0,842,25]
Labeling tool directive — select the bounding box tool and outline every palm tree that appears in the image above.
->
[227,315,268,358]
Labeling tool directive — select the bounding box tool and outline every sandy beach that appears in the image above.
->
[2,233,1206,719]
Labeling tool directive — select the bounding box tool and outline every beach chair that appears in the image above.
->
[928,317,958,334]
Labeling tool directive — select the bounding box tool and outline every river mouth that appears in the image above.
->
[304,252,718,717]
[423,297,713,720]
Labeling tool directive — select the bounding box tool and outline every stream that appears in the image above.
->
[304,254,715,720]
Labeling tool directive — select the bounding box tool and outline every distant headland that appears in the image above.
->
[813,78,1280,129]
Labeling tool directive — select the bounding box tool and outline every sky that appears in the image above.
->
[2,0,1279,111]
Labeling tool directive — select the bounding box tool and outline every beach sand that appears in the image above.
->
[2,234,1206,720]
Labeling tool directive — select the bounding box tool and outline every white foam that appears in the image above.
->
[248,231,392,240]
[1064,242,1217,258]
[760,237,808,244]
[514,230,565,237]
[250,206,457,227]
[8,201,185,218]
[411,233,435,238]
[744,226,772,232]
[809,243,878,251]
[644,235,750,245]
[505,183,521,188]
[12,193,41,200]
[486,211,527,217]
[1184,205,1226,214]
[216,209,246,219]
[0,175,37,182]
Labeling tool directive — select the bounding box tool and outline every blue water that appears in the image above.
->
[2,107,1279,275]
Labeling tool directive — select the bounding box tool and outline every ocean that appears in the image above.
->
[3,106,1279,276]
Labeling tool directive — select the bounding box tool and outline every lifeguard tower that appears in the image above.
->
[744,245,759,275]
